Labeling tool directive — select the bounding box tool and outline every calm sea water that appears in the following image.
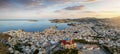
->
[0,19,69,33]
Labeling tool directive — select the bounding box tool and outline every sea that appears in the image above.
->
[0,19,69,33]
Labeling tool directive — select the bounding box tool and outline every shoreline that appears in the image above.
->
[1,18,120,54]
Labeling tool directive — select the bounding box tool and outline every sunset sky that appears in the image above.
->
[0,0,120,19]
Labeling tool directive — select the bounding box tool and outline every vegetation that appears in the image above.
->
[93,36,104,39]
[74,39,87,44]
[0,33,11,54]
[53,49,78,54]
[102,45,113,54]
[14,43,23,52]
[0,33,11,40]
[33,49,39,54]
[0,42,9,54]
[74,39,98,44]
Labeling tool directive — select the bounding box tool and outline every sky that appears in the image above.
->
[0,0,120,19]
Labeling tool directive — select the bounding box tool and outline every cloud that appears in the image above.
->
[0,0,96,7]
[85,0,97,2]
[2,0,119,19]
[82,11,96,13]
[64,5,85,10]
[0,0,11,7]
[44,0,97,3]
[0,0,47,11]
[0,0,41,6]
[0,0,97,11]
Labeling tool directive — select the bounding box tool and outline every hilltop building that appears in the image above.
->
[61,38,77,49]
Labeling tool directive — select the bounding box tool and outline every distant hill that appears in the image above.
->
[108,16,120,27]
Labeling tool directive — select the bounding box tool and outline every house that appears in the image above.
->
[61,38,77,49]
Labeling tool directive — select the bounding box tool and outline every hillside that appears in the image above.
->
[0,34,11,54]
[109,16,120,27]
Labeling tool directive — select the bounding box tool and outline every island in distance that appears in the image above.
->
[28,20,38,22]
[0,17,120,54]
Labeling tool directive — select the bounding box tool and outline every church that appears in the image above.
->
[61,38,77,49]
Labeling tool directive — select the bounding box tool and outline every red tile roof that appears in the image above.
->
[61,40,75,45]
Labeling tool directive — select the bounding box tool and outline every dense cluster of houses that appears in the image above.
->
[2,22,120,54]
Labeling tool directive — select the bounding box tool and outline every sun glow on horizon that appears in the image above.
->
[0,0,120,19]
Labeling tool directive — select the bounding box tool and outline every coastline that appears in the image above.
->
[0,18,120,54]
